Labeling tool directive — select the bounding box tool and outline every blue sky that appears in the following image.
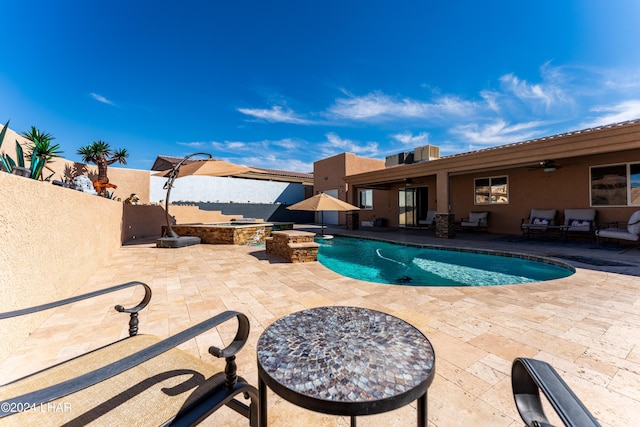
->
[2,1,640,173]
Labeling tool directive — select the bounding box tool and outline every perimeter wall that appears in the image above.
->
[0,172,124,362]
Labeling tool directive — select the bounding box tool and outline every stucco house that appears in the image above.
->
[315,119,640,237]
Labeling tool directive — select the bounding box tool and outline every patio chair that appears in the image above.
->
[0,282,258,426]
[460,211,489,231]
[521,209,556,238]
[563,208,597,240]
[595,210,640,247]
[512,358,600,427]
[418,210,437,229]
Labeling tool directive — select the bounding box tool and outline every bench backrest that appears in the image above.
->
[627,210,640,235]
[563,209,596,232]
[468,211,488,226]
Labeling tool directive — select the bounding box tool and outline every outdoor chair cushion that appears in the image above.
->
[627,210,640,235]
[0,335,226,426]
[418,210,437,227]
[461,211,488,228]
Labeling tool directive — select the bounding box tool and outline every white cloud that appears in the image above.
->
[90,92,116,106]
[450,120,548,145]
[327,91,476,121]
[322,132,379,157]
[392,131,430,146]
[581,100,640,128]
[499,64,573,112]
[237,105,313,124]
[177,141,207,148]
[241,155,313,173]
[272,138,298,150]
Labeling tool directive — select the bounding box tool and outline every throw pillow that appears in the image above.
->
[569,219,591,227]
[531,217,549,225]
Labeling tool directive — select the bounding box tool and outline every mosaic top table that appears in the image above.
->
[257,306,435,426]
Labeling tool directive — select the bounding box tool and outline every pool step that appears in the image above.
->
[266,230,319,263]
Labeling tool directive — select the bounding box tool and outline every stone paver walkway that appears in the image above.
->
[1,226,639,426]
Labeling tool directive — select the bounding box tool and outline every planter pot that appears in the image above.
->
[11,166,31,178]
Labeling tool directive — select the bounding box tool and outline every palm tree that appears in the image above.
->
[77,140,128,191]
[21,126,63,180]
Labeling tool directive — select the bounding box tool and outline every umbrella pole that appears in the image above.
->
[321,211,324,236]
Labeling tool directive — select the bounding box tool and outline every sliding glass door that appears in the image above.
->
[399,187,429,227]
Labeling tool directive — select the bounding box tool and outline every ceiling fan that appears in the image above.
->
[529,160,561,172]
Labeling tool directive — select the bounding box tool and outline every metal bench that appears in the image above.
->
[0,282,258,426]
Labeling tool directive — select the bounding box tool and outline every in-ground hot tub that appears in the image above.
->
[166,222,273,245]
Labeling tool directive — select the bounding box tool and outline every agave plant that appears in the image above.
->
[0,120,14,173]
[0,121,63,180]
[21,126,63,180]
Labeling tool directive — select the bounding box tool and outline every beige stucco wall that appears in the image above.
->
[314,153,385,225]
[121,204,240,243]
[0,172,123,363]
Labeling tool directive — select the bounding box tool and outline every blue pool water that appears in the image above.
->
[317,236,574,286]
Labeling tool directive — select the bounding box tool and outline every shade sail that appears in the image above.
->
[287,192,360,212]
[155,159,259,178]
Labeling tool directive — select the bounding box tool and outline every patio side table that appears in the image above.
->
[257,306,435,427]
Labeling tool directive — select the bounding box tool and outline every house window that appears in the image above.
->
[591,163,640,206]
[474,176,508,205]
[359,189,373,210]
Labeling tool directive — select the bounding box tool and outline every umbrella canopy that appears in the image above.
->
[155,159,259,178]
[287,192,360,212]
[287,193,359,236]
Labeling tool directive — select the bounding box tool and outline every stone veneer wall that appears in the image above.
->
[168,224,272,245]
[0,172,123,363]
[265,230,319,263]
[435,213,455,238]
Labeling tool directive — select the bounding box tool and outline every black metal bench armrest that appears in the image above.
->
[1,310,250,417]
[512,358,600,427]
[0,281,152,336]
[597,221,619,230]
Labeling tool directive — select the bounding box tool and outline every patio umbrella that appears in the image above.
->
[155,159,260,178]
[287,192,359,236]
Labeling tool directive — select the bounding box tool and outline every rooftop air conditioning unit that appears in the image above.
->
[385,152,405,167]
[413,145,440,162]
[404,152,414,164]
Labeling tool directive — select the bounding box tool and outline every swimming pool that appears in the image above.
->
[316,236,574,286]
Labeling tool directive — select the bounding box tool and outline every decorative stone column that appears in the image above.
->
[435,213,455,238]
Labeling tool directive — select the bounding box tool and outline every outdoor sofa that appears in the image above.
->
[0,282,258,426]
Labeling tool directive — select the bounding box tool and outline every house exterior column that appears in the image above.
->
[435,170,455,238]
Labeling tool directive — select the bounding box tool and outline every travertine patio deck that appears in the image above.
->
[2,226,639,426]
